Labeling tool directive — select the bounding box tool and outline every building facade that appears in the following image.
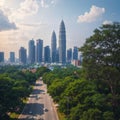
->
[51,31,57,63]
[59,20,66,64]
[10,52,15,63]
[67,48,72,63]
[73,46,78,60]
[19,47,27,64]
[44,46,50,63]
[36,39,43,63]
[0,52,4,63]
[28,39,35,64]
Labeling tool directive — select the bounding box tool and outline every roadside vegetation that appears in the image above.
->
[0,65,37,120]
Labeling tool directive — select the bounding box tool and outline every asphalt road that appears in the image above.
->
[18,80,59,120]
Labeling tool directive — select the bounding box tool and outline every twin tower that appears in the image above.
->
[28,20,66,64]
[51,20,66,64]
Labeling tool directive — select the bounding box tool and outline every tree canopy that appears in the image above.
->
[0,65,37,119]
[80,22,120,120]
[80,22,120,79]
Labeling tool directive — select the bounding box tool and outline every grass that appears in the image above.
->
[9,113,19,120]
[22,97,28,103]
[57,110,66,120]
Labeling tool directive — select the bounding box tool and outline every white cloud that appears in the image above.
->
[40,0,56,8]
[0,0,57,22]
[0,0,12,17]
[0,0,4,6]
[11,0,39,20]
[20,0,39,15]
[103,20,113,25]
[51,0,55,4]
[41,0,49,8]
[0,9,17,31]
[77,5,105,23]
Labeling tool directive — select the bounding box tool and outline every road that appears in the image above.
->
[18,80,59,120]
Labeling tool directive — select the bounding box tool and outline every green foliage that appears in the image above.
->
[80,22,120,120]
[43,72,57,85]
[81,108,102,120]
[36,66,50,78]
[80,23,120,79]
[0,65,20,74]
[70,104,84,120]
[43,66,116,119]
[0,76,14,118]
[103,111,114,120]
[48,79,64,101]
[0,66,36,119]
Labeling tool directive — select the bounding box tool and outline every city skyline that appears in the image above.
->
[0,0,120,59]
[18,20,78,65]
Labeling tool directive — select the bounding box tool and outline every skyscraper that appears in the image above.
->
[59,20,66,64]
[51,31,57,63]
[73,46,78,60]
[67,48,72,63]
[44,46,50,63]
[10,52,15,63]
[19,47,27,64]
[28,39,35,64]
[56,48,59,63]
[36,39,43,63]
[0,52,4,63]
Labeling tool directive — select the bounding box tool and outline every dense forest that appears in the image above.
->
[43,22,120,120]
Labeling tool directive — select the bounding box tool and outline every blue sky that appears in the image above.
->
[0,0,120,58]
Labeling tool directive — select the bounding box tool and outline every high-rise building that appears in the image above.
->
[51,31,57,63]
[59,20,66,64]
[73,46,78,60]
[0,52,4,63]
[19,47,27,64]
[44,46,50,63]
[28,39,35,64]
[67,48,72,63]
[56,48,59,63]
[10,52,15,63]
[36,39,43,63]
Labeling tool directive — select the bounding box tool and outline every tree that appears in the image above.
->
[80,22,120,119]
[42,72,57,85]
[48,76,75,102]
[0,75,14,118]
[103,111,114,120]
[59,79,96,117]
[0,66,35,119]
[36,67,50,78]
[81,108,102,120]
